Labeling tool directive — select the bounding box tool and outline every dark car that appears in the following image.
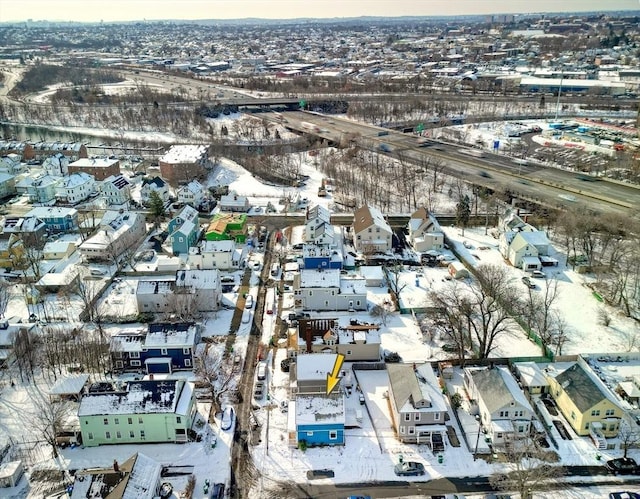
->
[394,461,426,476]
[605,457,640,475]
[211,483,225,499]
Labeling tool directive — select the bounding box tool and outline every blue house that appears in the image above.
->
[168,205,200,256]
[295,394,345,447]
[302,244,343,270]
[24,206,78,232]
[110,323,199,374]
[292,353,345,447]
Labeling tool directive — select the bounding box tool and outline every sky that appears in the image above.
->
[1,0,639,23]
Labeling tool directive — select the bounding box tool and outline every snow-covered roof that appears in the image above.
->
[78,380,193,417]
[25,206,78,219]
[160,144,208,164]
[70,157,119,168]
[175,269,219,290]
[200,239,235,253]
[145,323,198,348]
[49,374,90,395]
[387,363,448,414]
[514,362,549,389]
[296,353,337,382]
[295,394,345,426]
[122,453,162,499]
[299,268,340,288]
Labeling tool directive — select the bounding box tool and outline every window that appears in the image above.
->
[329,430,337,440]
[434,413,440,421]
[129,431,135,438]
[605,409,615,417]
[138,417,143,424]
[116,431,122,439]
[518,425,525,433]
[140,430,146,439]
[499,410,509,418]
[571,411,576,420]
[585,423,590,430]
[609,424,616,432]
[131,360,141,367]
[414,413,420,421]
[88,432,94,440]
[103,418,109,425]
[591,409,601,417]
[497,432,503,439]
[105,431,111,439]
[130,351,140,359]
[177,416,182,424]
[115,361,123,369]
[346,350,352,355]
[185,359,192,367]
[400,426,405,434]
[128,417,133,425]
[408,427,415,435]
[183,348,191,355]
[161,348,167,355]
[404,414,411,422]
[306,431,314,437]
[114,418,119,425]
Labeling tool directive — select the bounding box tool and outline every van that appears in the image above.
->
[256,362,267,380]
[245,294,254,309]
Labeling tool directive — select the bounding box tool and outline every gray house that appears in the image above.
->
[464,366,535,448]
[387,363,449,449]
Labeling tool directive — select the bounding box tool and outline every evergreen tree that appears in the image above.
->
[148,190,166,224]
[456,195,471,236]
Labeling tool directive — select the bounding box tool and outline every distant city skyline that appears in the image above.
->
[1,0,639,23]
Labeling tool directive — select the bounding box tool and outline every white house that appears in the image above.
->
[140,176,170,205]
[352,205,393,253]
[100,174,132,206]
[55,172,96,205]
[407,207,444,253]
[464,366,535,448]
[293,268,367,311]
[79,211,146,262]
[177,180,206,207]
[187,239,246,270]
[43,153,70,176]
[219,192,249,212]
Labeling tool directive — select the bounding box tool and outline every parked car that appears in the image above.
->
[532,270,546,279]
[522,276,536,289]
[221,406,235,431]
[210,482,225,499]
[609,492,640,499]
[253,381,265,400]
[245,294,254,309]
[394,461,426,476]
[605,457,640,475]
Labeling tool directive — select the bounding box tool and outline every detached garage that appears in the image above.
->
[448,261,469,279]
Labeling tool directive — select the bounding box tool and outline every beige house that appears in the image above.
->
[297,318,381,361]
[352,205,392,254]
[407,207,444,253]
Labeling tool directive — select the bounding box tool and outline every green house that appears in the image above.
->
[205,213,248,243]
[78,380,196,447]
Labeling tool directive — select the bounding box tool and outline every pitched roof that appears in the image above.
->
[554,363,610,413]
[469,367,532,414]
[353,205,391,234]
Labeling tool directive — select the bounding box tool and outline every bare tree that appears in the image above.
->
[618,420,640,458]
[490,438,565,499]
[0,280,10,318]
[194,344,235,413]
[14,326,39,382]
[75,279,107,340]
[26,386,75,459]
[429,283,474,366]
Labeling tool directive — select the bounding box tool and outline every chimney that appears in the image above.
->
[113,460,119,472]
[149,373,154,380]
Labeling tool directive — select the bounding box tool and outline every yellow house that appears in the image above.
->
[546,361,622,439]
[0,234,25,270]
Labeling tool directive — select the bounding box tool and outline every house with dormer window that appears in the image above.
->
[352,205,392,254]
[168,205,200,256]
[407,207,444,253]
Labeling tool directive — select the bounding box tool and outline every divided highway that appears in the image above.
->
[278,111,640,217]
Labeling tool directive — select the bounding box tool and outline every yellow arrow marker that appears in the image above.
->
[326,353,345,395]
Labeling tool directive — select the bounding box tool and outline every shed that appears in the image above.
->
[0,461,24,488]
[448,261,469,279]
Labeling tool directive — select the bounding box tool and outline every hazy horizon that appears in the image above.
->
[2,0,639,23]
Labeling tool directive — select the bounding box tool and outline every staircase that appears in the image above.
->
[589,422,607,450]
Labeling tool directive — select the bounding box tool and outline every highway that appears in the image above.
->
[277,110,640,217]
